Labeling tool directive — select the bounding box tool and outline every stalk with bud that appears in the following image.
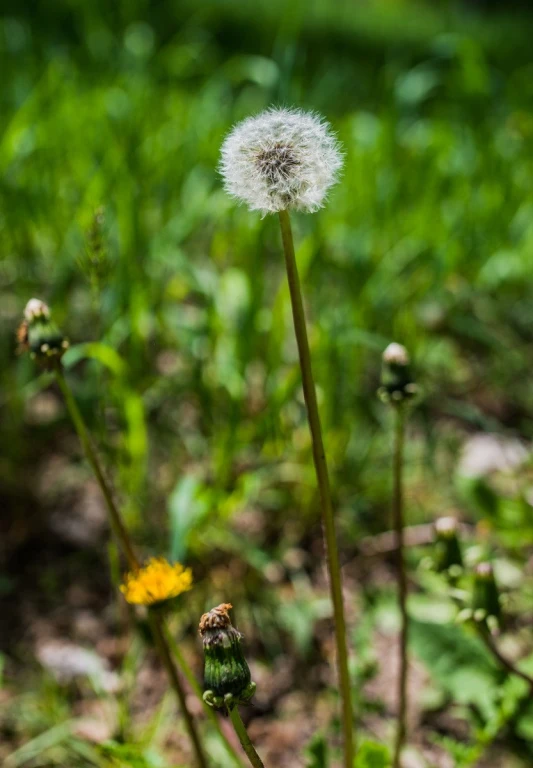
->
[18,299,247,768]
[378,342,418,768]
[455,560,533,691]
[200,604,263,768]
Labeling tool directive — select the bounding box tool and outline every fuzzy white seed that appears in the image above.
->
[219,107,343,215]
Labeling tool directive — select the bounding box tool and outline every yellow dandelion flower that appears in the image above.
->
[120,557,193,606]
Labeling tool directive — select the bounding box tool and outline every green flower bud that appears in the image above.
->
[199,603,256,711]
[18,299,69,367]
[434,517,463,573]
[378,343,418,405]
[472,562,501,626]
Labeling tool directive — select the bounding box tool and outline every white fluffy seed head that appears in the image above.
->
[219,107,343,215]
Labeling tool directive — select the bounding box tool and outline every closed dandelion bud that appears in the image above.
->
[18,299,69,366]
[472,562,501,626]
[378,343,417,404]
[199,603,256,711]
[434,517,463,574]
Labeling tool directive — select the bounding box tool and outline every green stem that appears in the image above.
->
[228,706,265,768]
[149,613,209,768]
[477,625,533,691]
[278,210,354,766]
[54,362,138,570]
[164,625,245,767]
[392,406,407,768]
[54,362,209,768]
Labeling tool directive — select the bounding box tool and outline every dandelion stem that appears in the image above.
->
[149,613,209,768]
[228,705,265,768]
[278,209,354,766]
[54,361,138,570]
[392,405,408,768]
[477,625,533,690]
[163,624,245,767]
[53,362,209,768]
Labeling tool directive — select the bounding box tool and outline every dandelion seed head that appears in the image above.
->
[220,107,343,215]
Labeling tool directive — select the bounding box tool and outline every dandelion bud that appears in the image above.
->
[220,107,343,215]
[378,342,418,404]
[199,603,256,711]
[18,298,69,366]
[434,517,463,574]
[24,298,50,322]
[472,562,501,627]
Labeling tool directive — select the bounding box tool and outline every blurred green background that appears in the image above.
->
[2,1,533,766]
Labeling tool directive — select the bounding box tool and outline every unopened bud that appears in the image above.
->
[18,299,69,367]
[383,342,409,367]
[199,604,256,711]
[378,342,418,404]
[472,562,501,627]
[434,517,463,573]
[24,298,50,322]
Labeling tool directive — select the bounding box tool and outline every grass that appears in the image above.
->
[2,1,533,765]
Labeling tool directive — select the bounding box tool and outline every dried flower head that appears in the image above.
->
[199,603,256,710]
[199,602,234,634]
[120,557,193,606]
[18,298,69,365]
[220,107,343,215]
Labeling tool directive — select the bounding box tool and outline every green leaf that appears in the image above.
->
[167,475,210,561]
[354,740,391,768]
[305,732,328,768]
[409,619,499,720]
[63,342,126,378]
[99,741,167,768]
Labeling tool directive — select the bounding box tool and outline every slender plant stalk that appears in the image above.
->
[163,625,245,767]
[477,625,533,691]
[53,362,209,768]
[392,405,407,768]
[148,613,208,768]
[54,362,138,570]
[228,706,265,768]
[278,209,354,766]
